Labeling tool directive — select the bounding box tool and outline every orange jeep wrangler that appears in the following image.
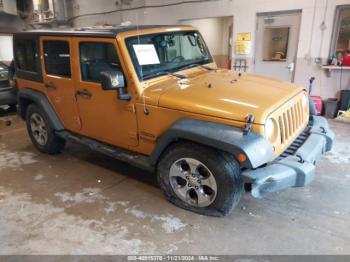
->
[14,26,334,216]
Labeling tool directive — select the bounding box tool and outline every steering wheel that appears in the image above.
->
[171,56,185,63]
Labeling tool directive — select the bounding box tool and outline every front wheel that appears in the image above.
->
[157,142,243,217]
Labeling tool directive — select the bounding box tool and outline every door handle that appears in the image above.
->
[44,82,56,89]
[76,89,92,98]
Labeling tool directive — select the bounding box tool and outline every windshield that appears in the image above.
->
[125,31,212,81]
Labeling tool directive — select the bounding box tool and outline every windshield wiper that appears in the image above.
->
[143,64,213,80]
[180,63,215,71]
[145,71,188,80]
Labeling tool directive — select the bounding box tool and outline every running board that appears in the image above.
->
[56,131,154,172]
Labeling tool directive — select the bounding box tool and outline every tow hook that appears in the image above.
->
[243,114,255,135]
[320,126,327,134]
[296,155,304,163]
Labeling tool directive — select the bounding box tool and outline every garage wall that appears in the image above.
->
[0,13,26,33]
[0,12,28,62]
[70,0,350,100]
[70,0,147,27]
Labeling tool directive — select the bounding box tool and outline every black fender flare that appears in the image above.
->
[18,88,64,131]
[149,119,275,169]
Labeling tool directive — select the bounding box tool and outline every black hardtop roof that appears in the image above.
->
[14,25,194,38]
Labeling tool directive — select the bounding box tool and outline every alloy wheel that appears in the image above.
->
[30,113,48,146]
[169,158,217,207]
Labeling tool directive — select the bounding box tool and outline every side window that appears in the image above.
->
[79,42,121,83]
[14,39,38,72]
[43,40,71,77]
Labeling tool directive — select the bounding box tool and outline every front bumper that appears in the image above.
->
[242,116,334,198]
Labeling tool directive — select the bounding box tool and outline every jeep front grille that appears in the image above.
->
[277,127,310,160]
[277,98,308,146]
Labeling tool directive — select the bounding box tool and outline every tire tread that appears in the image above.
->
[157,141,243,217]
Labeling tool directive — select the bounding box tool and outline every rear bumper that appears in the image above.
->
[242,116,334,198]
[0,87,17,106]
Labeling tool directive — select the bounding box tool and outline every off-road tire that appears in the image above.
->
[26,104,65,154]
[157,142,243,217]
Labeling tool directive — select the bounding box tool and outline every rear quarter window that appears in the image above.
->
[14,39,38,72]
[13,35,42,82]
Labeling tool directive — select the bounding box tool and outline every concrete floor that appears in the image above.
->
[0,114,349,255]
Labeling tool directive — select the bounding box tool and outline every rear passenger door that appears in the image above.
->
[40,36,81,131]
[72,38,138,148]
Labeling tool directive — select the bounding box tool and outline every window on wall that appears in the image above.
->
[332,6,350,58]
[43,40,71,77]
[262,27,290,62]
[79,42,121,83]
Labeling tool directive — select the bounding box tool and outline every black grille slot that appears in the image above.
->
[277,127,310,160]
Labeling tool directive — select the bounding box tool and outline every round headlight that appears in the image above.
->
[265,118,277,143]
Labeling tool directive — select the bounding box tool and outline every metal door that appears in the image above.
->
[254,11,301,82]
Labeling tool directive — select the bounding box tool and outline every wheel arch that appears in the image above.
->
[149,119,275,169]
[18,88,64,131]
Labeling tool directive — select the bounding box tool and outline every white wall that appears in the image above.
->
[71,0,350,100]
[0,35,13,62]
[0,12,26,63]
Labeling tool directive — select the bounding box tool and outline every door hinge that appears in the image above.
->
[127,104,136,113]
[74,116,82,129]
[128,131,138,141]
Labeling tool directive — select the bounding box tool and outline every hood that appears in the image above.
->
[144,69,304,124]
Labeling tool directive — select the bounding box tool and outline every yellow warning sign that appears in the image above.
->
[237,32,251,41]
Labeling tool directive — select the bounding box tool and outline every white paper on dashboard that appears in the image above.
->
[133,44,160,65]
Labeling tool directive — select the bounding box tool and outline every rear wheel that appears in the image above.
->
[26,104,65,154]
[157,142,243,217]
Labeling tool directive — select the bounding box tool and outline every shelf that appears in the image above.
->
[322,65,350,77]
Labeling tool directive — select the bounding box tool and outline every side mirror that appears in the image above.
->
[100,71,131,100]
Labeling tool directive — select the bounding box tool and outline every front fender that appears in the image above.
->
[149,119,274,169]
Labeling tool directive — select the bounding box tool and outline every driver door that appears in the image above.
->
[71,37,138,148]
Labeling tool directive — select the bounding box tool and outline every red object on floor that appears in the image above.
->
[343,54,350,66]
[311,96,323,115]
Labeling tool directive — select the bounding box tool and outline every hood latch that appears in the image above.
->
[243,114,255,135]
